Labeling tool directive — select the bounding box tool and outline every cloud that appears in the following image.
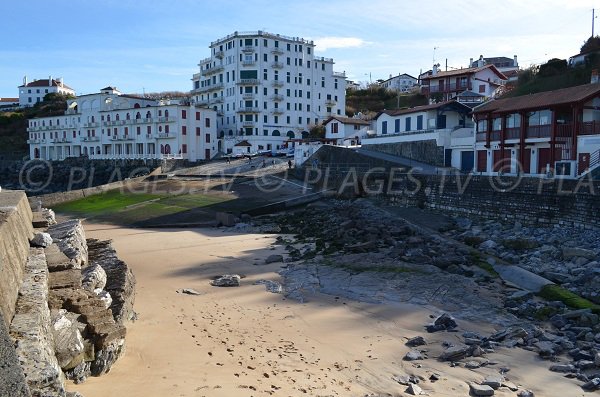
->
[313,36,369,52]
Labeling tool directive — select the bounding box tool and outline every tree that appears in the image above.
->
[581,36,600,54]
[538,58,568,77]
[308,124,325,139]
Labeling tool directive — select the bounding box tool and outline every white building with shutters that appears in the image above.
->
[27,86,217,162]
[191,31,347,154]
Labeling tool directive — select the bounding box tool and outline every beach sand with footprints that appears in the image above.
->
[68,223,582,397]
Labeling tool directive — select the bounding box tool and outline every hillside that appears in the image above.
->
[346,87,427,118]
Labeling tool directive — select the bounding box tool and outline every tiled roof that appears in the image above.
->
[0,97,18,102]
[377,100,471,118]
[473,83,600,115]
[20,79,74,90]
[234,140,252,146]
[323,115,370,125]
[422,64,508,81]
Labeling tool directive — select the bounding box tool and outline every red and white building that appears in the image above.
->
[322,115,371,146]
[27,86,217,162]
[473,80,600,178]
[421,64,508,102]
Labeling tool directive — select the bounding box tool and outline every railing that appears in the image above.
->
[192,72,202,80]
[490,131,501,141]
[580,120,600,135]
[242,46,255,52]
[160,153,183,160]
[426,83,469,93]
[237,107,260,113]
[272,81,284,87]
[332,71,346,78]
[214,50,224,58]
[271,48,283,55]
[271,94,283,101]
[556,124,574,137]
[211,97,224,104]
[82,136,100,142]
[157,133,175,139]
[211,31,314,47]
[325,99,336,106]
[158,117,176,122]
[237,79,259,85]
[242,93,254,100]
[271,62,283,68]
[83,122,99,128]
[526,124,551,139]
[202,65,224,75]
[242,60,255,66]
[505,127,521,140]
[590,149,600,170]
[242,121,254,127]
[198,83,224,92]
[476,132,486,142]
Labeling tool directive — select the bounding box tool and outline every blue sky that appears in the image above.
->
[1,0,598,97]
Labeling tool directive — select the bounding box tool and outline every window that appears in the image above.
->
[332,123,339,133]
[196,127,201,136]
[382,121,388,134]
[196,112,200,120]
[182,126,187,135]
[147,126,151,135]
[137,126,141,135]
[181,110,187,119]
[205,134,210,143]
[479,84,485,93]
[405,117,411,131]
[394,119,400,132]
[417,115,423,130]
[205,118,211,127]
[165,125,170,133]
[181,144,187,154]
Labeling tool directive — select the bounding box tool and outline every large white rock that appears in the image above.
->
[30,232,53,248]
[82,264,107,292]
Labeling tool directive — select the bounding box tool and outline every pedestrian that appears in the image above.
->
[262,159,266,168]
[288,159,292,169]
[272,160,275,166]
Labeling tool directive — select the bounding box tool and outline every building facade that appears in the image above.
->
[27,87,217,162]
[363,100,475,171]
[420,64,507,102]
[323,115,371,146]
[473,82,600,178]
[191,31,347,154]
[379,73,418,93]
[18,76,75,107]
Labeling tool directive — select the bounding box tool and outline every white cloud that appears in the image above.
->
[313,37,368,52]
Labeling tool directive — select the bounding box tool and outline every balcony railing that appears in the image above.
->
[424,83,470,93]
[526,124,551,139]
[242,93,254,100]
[271,62,283,69]
[82,136,100,142]
[271,95,283,101]
[505,127,521,140]
[83,122,99,128]
[580,120,600,135]
[271,48,283,55]
[476,132,486,142]
[272,109,284,115]
[332,71,346,78]
[236,79,260,86]
[242,60,255,66]
[242,121,254,127]
[242,46,255,53]
[214,50,224,59]
[236,107,260,113]
[157,133,175,139]
[325,99,336,106]
[158,117,176,123]
[211,97,224,104]
[198,83,224,92]
[202,65,224,76]
[272,80,284,87]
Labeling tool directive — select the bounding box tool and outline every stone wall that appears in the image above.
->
[0,191,34,327]
[0,311,30,397]
[363,140,444,166]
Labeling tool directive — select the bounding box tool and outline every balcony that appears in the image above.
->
[242,121,254,127]
[272,109,284,115]
[157,133,176,139]
[158,117,176,122]
[195,99,209,106]
[425,82,470,94]
[242,93,254,100]
[211,97,224,104]
[580,120,600,135]
[52,138,71,143]
[202,65,224,76]
[526,124,551,139]
[242,45,255,53]
[83,122,99,128]
[237,107,260,113]
[476,132,486,142]
[236,79,260,86]
[199,83,224,92]
[242,60,256,66]
[271,62,283,69]
[214,50,224,59]
[272,80,284,88]
[332,71,346,78]
[270,94,283,101]
[325,99,336,106]
[82,136,100,142]
[271,48,283,55]
[27,139,41,144]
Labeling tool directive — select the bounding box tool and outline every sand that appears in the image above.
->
[68,224,585,397]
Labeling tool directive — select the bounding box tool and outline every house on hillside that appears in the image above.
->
[378,73,418,93]
[0,97,19,111]
[363,100,475,171]
[322,115,371,146]
[472,76,600,178]
[420,64,508,102]
[18,76,75,107]
[470,55,519,81]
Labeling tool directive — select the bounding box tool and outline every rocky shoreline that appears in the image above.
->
[9,210,135,396]
[240,198,600,394]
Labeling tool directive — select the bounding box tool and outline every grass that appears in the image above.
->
[469,251,500,277]
[538,284,600,314]
[53,189,234,225]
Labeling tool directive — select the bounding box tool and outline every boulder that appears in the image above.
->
[210,274,241,287]
[482,375,503,389]
[178,288,201,296]
[94,289,113,309]
[404,350,423,361]
[562,247,596,260]
[51,311,85,370]
[406,336,427,347]
[479,240,498,250]
[31,232,53,248]
[549,364,575,373]
[439,345,470,361]
[469,383,494,396]
[82,264,107,292]
[426,313,457,332]
[517,390,534,397]
[48,220,88,267]
[265,254,284,264]
[582,378,600,392]
[216,212,236,227]
[406,383,422,395]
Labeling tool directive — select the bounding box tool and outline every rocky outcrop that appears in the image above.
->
[48,220,88,268]
[0,311,30,397]
[86,239,136,324]
[10,248,66,397]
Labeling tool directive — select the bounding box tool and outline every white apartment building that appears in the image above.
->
[18,76,76,107]
[379,73,418,93]
[191,31,347,154]
[27,86,217,162]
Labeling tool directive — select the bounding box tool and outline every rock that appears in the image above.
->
[95,289,113,309]
[216,212,237,227]
[562,247,597,260]
[534,341,556,358]
[48,269,82,290]
[265,254,284,264]
[210,274,241,287]
[482,375,504,389]
[254,280,283,293]
[426,313,457,332]
[30,232,53,248]
[502,380,519,391]
[549,364,575,373]
[406,383,422,395]
[391,374,411,386]
[48,220,88,266]
[489,327,528,342]
[595,352,600,367]
[470,383,495,396]
[455,217,472,231]
[51,311,85,369]
[577,360,595,370]
[90,339,126,376]
[429,373,440,382]
[178,288,201,295]
[82,263,107,292]
[582,378,600,391]
[406,336,427,347]
[404,350,424,361]
[479,240,498,250]
[465,361,482,369]
[517,391,534,397]
[439,345,470,361]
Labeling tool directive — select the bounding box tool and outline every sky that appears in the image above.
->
[1,0,599,97]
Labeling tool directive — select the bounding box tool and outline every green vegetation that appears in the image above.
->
[501,238,539,251]
[469,251,499,277]
[463,236,485,247]
[53,189,233,225]
[538,284,600,313]
[346,87,427,117]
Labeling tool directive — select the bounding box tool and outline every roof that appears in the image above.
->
[323,115,370,126]
[19,79,74,90]
[473,83,600,115]
[380,73,418,83]
[422,64,508,81]
[234,140,252,147]
[0,97,18,103]
[457,91,485,98]
[376,99,472,118]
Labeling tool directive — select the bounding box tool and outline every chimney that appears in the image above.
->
[23,75,28,86]
[591,69,599,84]
[513,55,518,67]
[432,64,438,75]
[49,75,52,85]
[478,55,484,67]
[469,58,473,67]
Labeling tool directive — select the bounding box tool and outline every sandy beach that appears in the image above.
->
[68,223,585,397]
